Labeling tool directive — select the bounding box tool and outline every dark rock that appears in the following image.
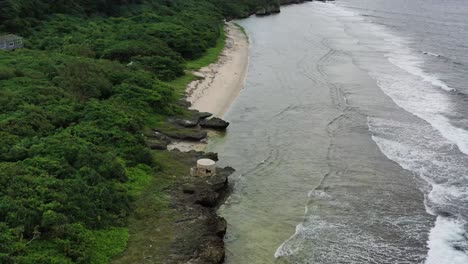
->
[203,152,219,161]
[200,117,230,130]
[271,5,281,13]
[219,166,235,175]
[195,188,219,207]
[197,112,212,120]
[174,118,199,128]
[191,167,235,208]
[167,110,214,129]
[145,131,171,150]
[256,4,280,16]
[150,131,172,143]
[256,7,269,16]
[167,114,199,128]
[281,0,304,4]
[199,236,225,264]
[182,184,197,194]
[158,129,207,141]
[215,217,227,238]
[255,0,315,18]
[146,139,168,150]
[207,173,228,192]
[153,147,234,263]
[189,110,212,120]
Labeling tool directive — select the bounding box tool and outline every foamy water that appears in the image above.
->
[282,3,468,263]
[210,1,468,263]
[426,217,468,264]
[329,3,468,263]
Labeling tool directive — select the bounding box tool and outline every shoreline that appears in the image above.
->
[167,22,249,152]
[112,22,247,264]
[186,22,249,118]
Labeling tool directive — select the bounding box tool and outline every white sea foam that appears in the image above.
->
[276,3,468,262]
[387,56,454,92]
[362,26,468,156]
[425,217,468,264]
[274,223,304,258]
[369,117,468,263]
[332,3,468,261]
[330,3,468,157]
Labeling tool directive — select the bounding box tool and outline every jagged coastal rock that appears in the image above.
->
[200,117,230,130]
[256,0,334,17]
[169,151,235,264]
[255,4,281,16]
[148,107,229,148]
[145,108,227,148]
[144,131,172,150]
[157,129,208,141]
[168,110,213,128]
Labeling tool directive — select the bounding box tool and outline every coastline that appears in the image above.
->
[156,21,249,262]
[186,22,249,118]
[137,22,250,262]
[113,22,248,264]
[167,22,249,152]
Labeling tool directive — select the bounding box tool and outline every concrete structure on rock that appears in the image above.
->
[191,159,216,177]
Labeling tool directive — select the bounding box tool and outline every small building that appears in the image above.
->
[190,159,216,177]
[0,34,24,51]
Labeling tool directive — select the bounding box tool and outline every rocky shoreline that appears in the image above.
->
[168,150,234,263]
[140,106,233,263]
[142,1,325,262]
[255,0,333,16]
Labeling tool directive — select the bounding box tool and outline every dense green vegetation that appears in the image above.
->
[0,0,278,263]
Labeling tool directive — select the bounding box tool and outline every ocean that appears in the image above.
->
[210,1,468,263]
[336,0,468,263]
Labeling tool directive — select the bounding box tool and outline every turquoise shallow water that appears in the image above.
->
[210,1,468,263]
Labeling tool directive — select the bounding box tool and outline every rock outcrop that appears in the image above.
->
[144,131,172,150]
[256,0,318,17]
[199,117,230,130]
[157,129,208,141]
[169,150,235,264]
[256,4,281,16]
[149,108,229,148]
[168,110,213,128]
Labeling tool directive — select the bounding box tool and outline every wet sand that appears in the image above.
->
[186,22,249,118]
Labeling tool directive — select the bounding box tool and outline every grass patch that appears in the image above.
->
[185,27,226,70]
[112,151,188,264]
[166,72,199,97]
[125,164,154,197]
[90,228,129,264]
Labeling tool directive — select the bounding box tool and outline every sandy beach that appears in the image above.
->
[186,22,249,117]
[167,22,248,152]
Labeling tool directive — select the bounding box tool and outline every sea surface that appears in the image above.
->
[209,1,468,263]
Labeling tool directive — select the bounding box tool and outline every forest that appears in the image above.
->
[0,0,279,263]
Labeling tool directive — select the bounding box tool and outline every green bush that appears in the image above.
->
[53,60,113,101]
[146,22,206,59]
[0,66,16,80]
